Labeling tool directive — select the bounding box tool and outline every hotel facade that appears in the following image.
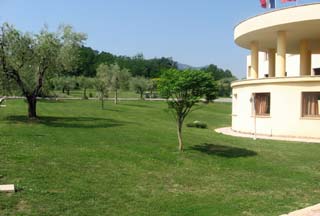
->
[232,3,320,139]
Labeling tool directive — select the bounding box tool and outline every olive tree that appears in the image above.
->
[51,76,77,95]
[0,23,86,118]
[130,76,148,99]
[95,64,109,109]
[95,79,109,109]
[96,63,131,104]
[158,69,216,151]
[147,78,159,98]
[78,76,94,99]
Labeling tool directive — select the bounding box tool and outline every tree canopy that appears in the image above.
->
[0,23,86,118]
[96,63,131,104]
[158,69,216,151]
[73,47,177,78]
[130,76,149,99]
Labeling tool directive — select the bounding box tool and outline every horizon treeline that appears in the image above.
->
[68,46,236,80]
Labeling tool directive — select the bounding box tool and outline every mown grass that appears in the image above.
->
[1,99,320,216]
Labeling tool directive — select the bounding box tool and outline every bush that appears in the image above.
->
[89,92,93,98]
[186,121,207,129]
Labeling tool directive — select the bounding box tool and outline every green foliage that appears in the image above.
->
[130,76,149,99]
[159,69,216,106]
[0,23,86,117]
[77,76,94,99]
[146,78,159,98]
[75,46,100,77]
[216,77,237,97]
[96,63,131,91]
[186,120,208,129]
[72,47,177,78]
[202,64,233,81]
[158,69,216,151]
[51,76,77,95]
[201,65,237,97]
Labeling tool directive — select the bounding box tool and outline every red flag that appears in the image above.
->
[260,0,267,8]
[281,0,296,2]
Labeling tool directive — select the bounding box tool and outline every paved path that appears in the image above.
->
[280,204,320,216]
[4,96,232,103]
[215,127,320,144]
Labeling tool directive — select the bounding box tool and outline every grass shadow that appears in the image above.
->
[190,143,257,158]
[5,115,132,129]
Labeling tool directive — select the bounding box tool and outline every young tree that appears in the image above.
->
[96,63,131,104]
[158,69,216,151]
[109,64,131,104]
[94,78,108,109]
[51,76,77,95]
[78,76,94,99]
[0,23,86,118]
[147,78,159,98]
[95,64,109,109]
[130,76,148,99]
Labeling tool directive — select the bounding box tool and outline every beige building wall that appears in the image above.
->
[233,4,320,140]
[232,78,320,139]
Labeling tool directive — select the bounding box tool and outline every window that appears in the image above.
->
[232,94,238,116]
[264,52,268,61]
[254,93,270,116]
[302,92,320,117]
[313,68,320,76]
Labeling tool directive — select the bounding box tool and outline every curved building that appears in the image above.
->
[232,3,320,139]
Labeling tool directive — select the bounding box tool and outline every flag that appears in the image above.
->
[281,0,296,2]
[260,0,267,8]
[260,0,276,8]
[269,0,276,8]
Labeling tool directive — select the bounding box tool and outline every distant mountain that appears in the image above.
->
[177,62,205,70]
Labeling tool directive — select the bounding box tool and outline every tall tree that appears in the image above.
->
[158,69,216,151]
[76,46,99,77]
[0,23,86,118]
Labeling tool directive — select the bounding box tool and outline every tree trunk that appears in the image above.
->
[101,92,104,110]
[67,89,70,95]
[114,89,118,104]
[27,95,37,119]
[140,91,144,100]
[177,119,183,151]
[83,88,87,99]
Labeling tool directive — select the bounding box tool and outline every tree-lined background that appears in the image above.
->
[0,23,237,118]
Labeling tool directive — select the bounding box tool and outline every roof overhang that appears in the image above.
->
[234,3,320,54]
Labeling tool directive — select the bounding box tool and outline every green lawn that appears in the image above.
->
[1,100,320,216]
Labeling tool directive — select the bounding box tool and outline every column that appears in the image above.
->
[307,50,312,76]
[267,49,276,77]
[276,31,287,77]
[300,39,309,76]
[250,41,259,79]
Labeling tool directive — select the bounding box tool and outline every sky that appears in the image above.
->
[0,0,319,78]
